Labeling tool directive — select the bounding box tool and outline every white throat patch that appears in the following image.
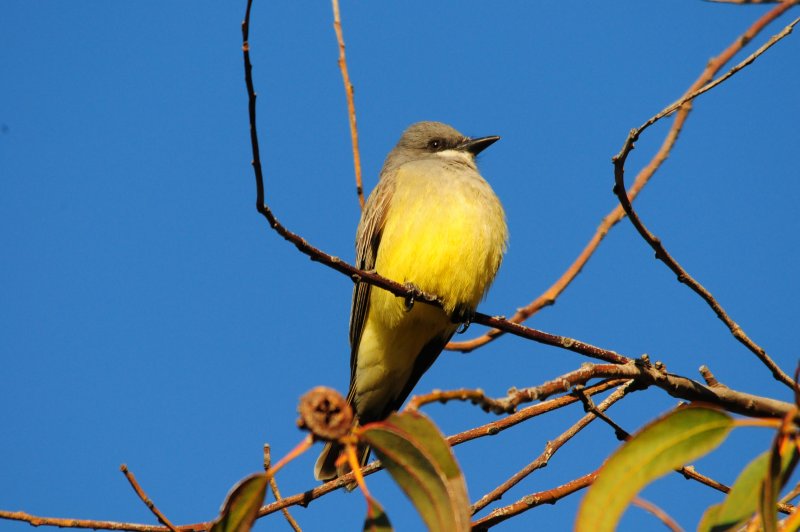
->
[435,149,474,165]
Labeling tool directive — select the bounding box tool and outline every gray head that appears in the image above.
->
[381,121,499,173]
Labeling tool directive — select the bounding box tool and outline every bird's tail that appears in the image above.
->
[314,440,371,485]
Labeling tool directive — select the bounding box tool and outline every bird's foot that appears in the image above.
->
[402,282,421,311]
[451,304,475,334]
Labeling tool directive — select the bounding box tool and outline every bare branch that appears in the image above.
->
[515,361,794,418]
[448,3,800,355]
[445,381,627,445]
[407,379,624,417]
[705,0,784,4]
[632,497,684,532]
[0,511,191,532]
[470,381,638,514]
[264,445,302,532]
[470,471,597,530]
[331,0,364,209]
[611,5,798,390]
[119,465,178,532]
[639,16,799,133]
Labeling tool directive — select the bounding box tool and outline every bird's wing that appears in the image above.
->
[378,328,456,420]
[348,178,395,395]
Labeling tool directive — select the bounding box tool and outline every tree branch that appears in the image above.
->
[119,465,178,532]
[470,471,597,530]
[330,0,364,210]
[611,5,798,390]
[470,380,638,514]
[263,445,302,532]
[447,2,800,355]
[515,361,794,418]
[631,497,684,532]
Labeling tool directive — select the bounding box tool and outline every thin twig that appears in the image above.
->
[705,0,783,4]
[264,445,302,532]
[470,381,638,514]
[445,381,627,445]
[679,470,795,515]
[780,479,800,506]
[638,16,800,134]
[678,465,730,495]
[331,0,364,209]
[447,4,800,355]
[407,378,624,417]
[268,479,302,532]
[257,460,382,519]
[0,511,189,532]
[470,471,597,530]
[611,10,799,389]
[699,365,722,388]
[405,388,519,415]
[574,386,631,441]
[632,497,684,532]
[119,465,178,532]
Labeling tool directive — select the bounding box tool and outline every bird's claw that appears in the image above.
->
[403,282,420,311]
[452,304,474,333]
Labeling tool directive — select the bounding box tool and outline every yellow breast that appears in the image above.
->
[374,159,507,320]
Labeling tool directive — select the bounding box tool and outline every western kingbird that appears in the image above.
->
[315,121,508,481]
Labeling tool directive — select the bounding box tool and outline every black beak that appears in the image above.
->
[460,135,500,155]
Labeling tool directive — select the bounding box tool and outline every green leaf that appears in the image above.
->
[576,405,733,532]
[702,452,770,532]
[701,445,793,532]
[210,472,268,532]
[697,503,723,532]
[363,495,393,532]
[759,435,798,532]
[359,411,469,532]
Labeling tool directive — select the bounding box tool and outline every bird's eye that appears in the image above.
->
[427,138,443,151]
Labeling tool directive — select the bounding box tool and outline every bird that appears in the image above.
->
[315,121,508,481]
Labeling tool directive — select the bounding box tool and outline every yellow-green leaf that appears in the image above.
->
[210,472,268,532]
[759,435,798,532]
[359,411,469,532]
[699,445,793,532]
[364,495,393,532]
[576,405,733,532]
[703,452,770,532]
[697,503,723,532]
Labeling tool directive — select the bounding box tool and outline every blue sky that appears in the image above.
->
[2,1,799,530]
